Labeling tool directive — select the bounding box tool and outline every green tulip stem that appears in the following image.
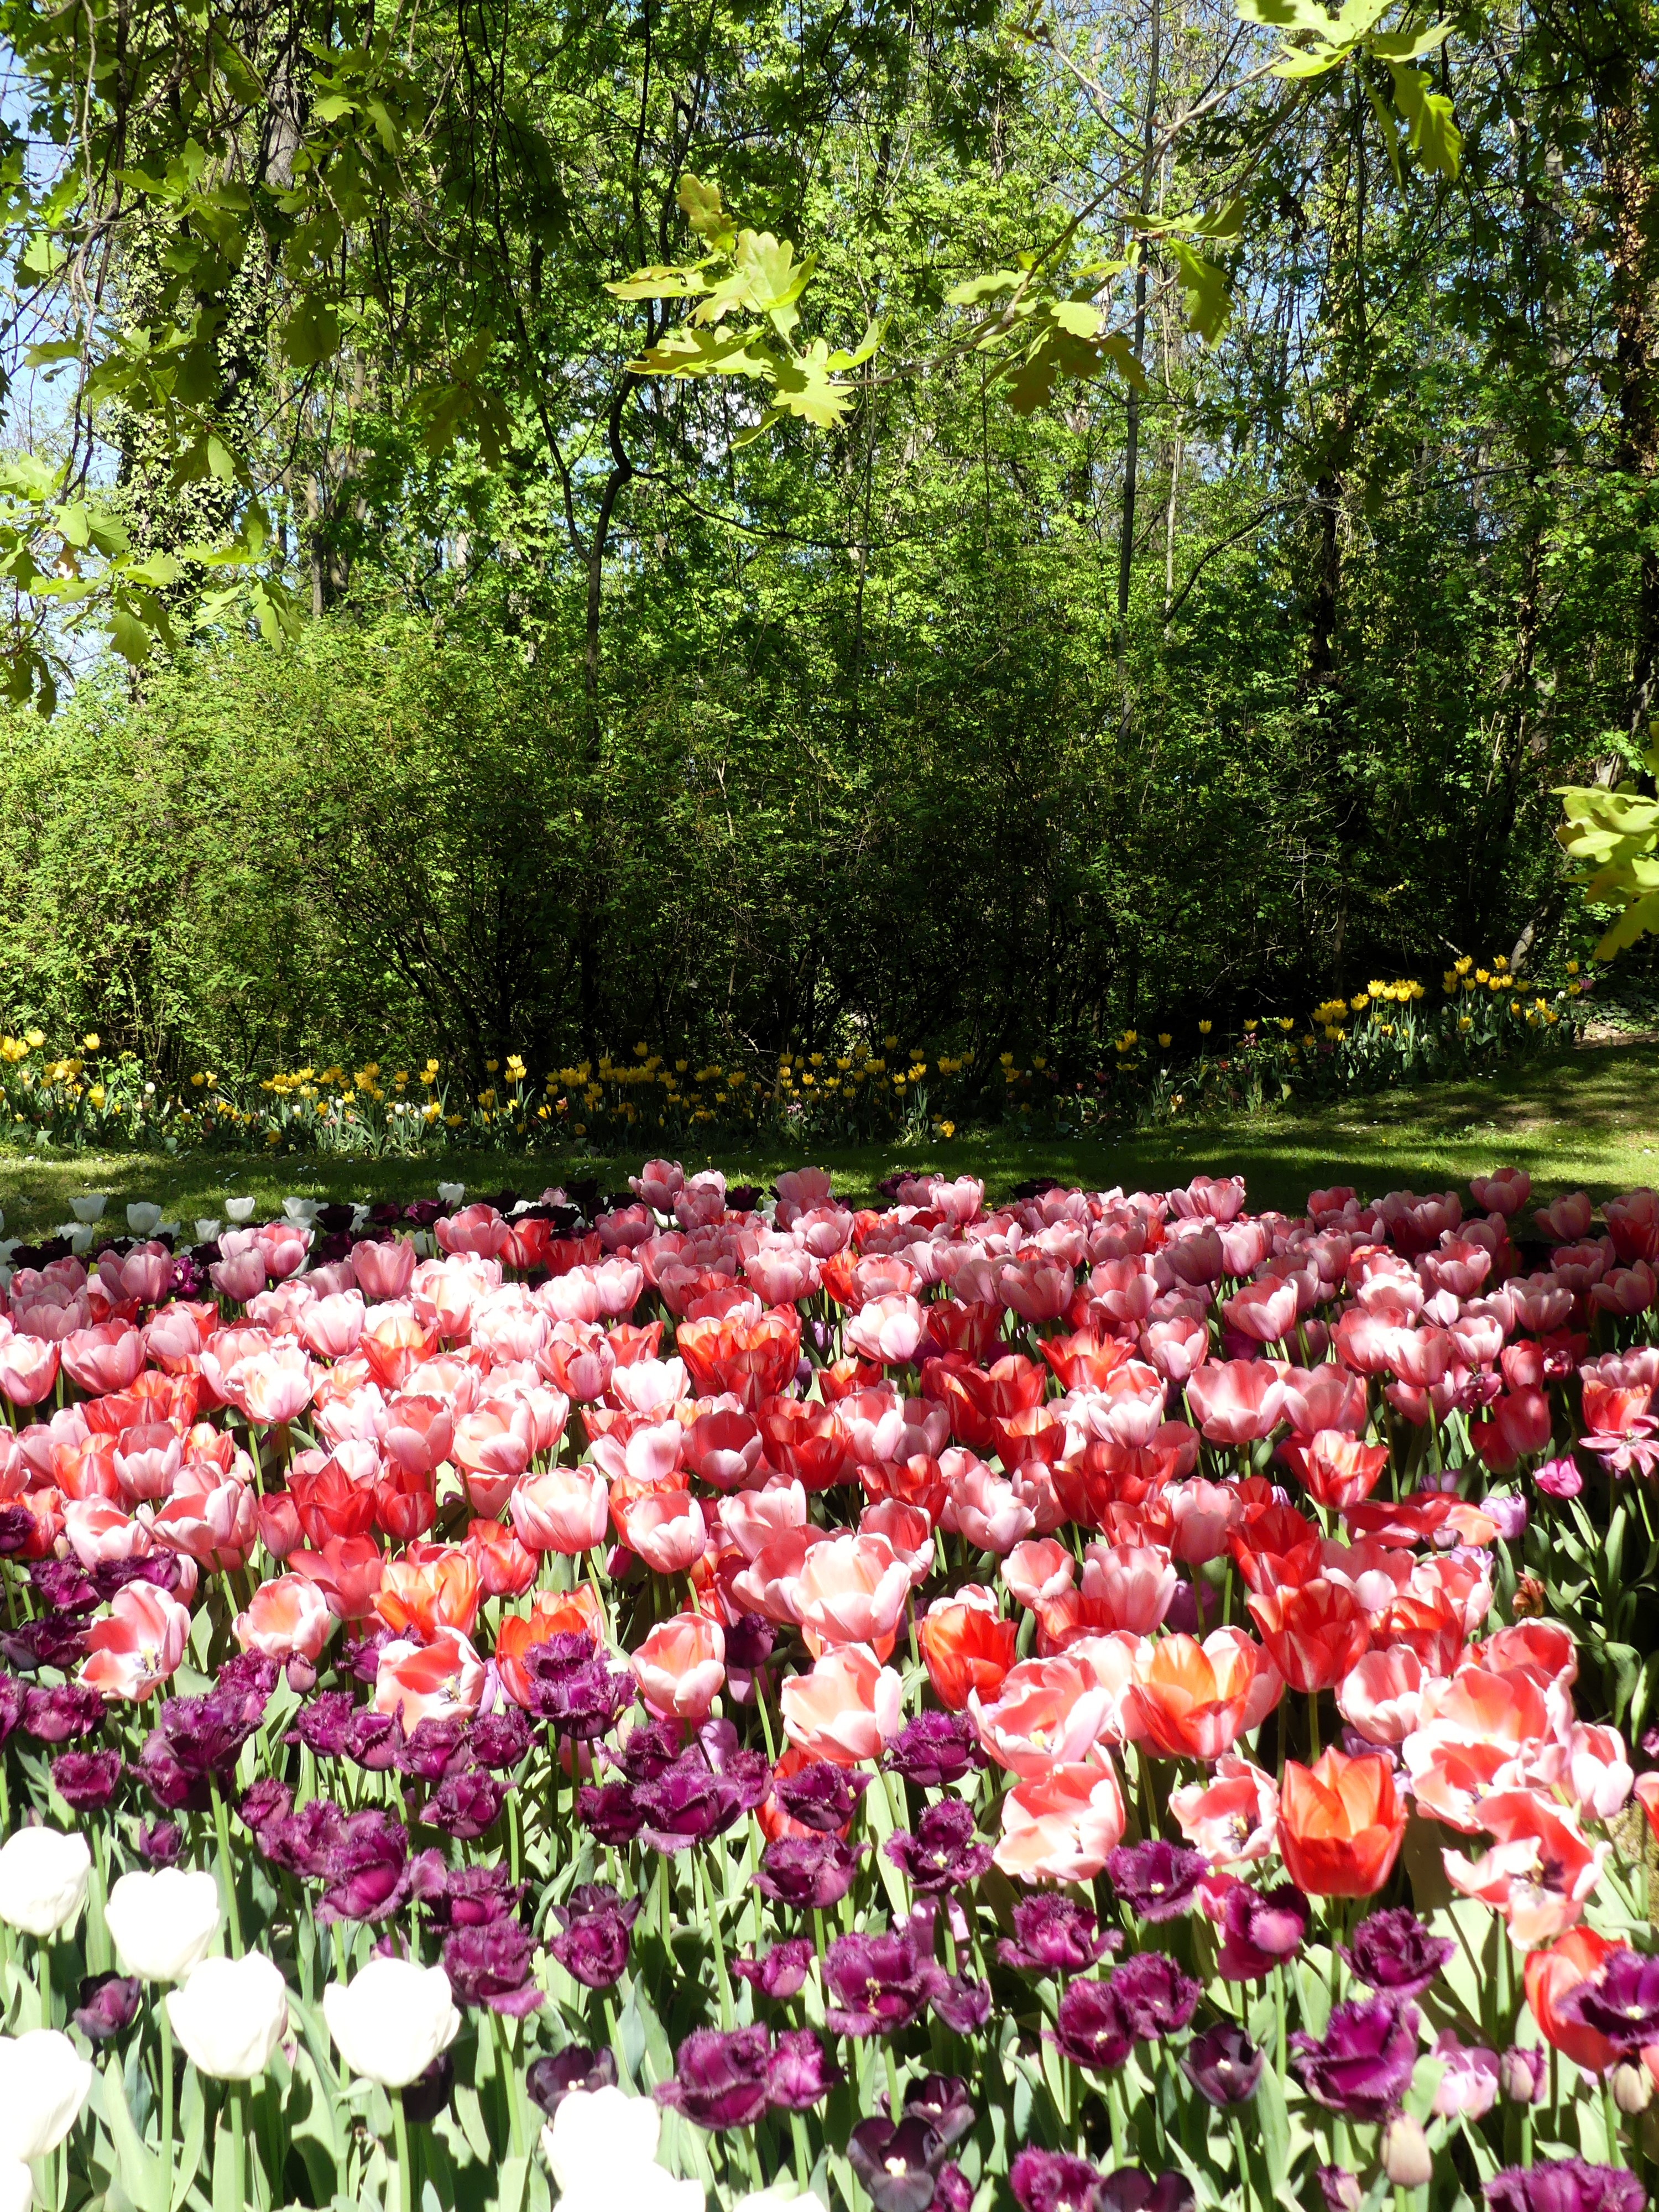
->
[210,1780,244,1955]
[392,2091,413,2212]
[159,2002,176,2212]
[227,2082,246,2212]
[36,1934,52,2028]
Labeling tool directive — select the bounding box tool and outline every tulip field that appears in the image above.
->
[0,1160,1656,2212]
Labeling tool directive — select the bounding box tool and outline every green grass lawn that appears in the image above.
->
[2,1041,1655,1238]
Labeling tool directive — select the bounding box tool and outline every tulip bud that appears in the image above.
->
[1381,2116,1433,2190]
[1613,2062,1653,2116]
[1499,2046,1548,2104]
[1317,2168,1363,2212]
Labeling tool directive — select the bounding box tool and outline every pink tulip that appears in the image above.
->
[81,1583,192,1700]
[632,1612,726,1722]
[1168,1752,1279,1866]
[1336,1646,1427,1746]
[944,1463,1037,1556]
[352,1236,418,1301]
[1470,1168,1530,1217]
[61,1321,147,1396]
[113,1422,184,1504]
[630,1158,685,1213]
[235,1347,316,1426]
[743,1244,821,1305]
[146,1475,258,1572]
[1003,1538,1075,1610]
[373,1626,484,1730]
[844,1293,927,1366]
[234,1572,332,1664]
[0,1335,61,1407]
[970,1655,1112,1779]
[510,1464,611,1554]
[618,1489,708,1575]
[63,1496,153,1568]
[1079,1542,1178,1634]
[780,1643,902,1765]
[793,1531,911,1658]
[1167,1479,1245,1565]
[299,1292,367,1360]
[997,1260,1075,1325]
[1139,1317,1209,1384]
[1185,1359,1286,1444]
[993,1755,1127,1883]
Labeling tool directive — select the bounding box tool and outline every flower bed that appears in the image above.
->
[0,1159,1656,2212]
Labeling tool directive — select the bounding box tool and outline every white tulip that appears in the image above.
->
[0,1828,91,1939]
[70,1194,108,1223]
[126,1202,163,1235]
[0,2030,94,2159]
[58,1223,95,1255]
[282,1198,321,1225]
[194,1218,223,1244]
[542,2086,662,2193]
[104,1868,221,1983]
[322,1958,459,2088]
[437,1182,466,1207]
[165,1954,288,2080]
[556,2173,704,2212]
[225,1197,257,1224]
[0,2159,29,2212]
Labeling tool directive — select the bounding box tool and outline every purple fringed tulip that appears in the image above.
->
[468,1707,532,1771]
[51,1747,123,1811]
[422,1862,523,1929]
[1010,2150,1109,2212]
[577,1781,647,1845]
[259,1798,346,1880]
[24,1682,104,1743]
[1181,2022,1264,2106]
[0,1671,23,1743]
[547,1884,640,1990]
[655,2025,774,2129]
[425,1766,508,1841]
[137,1819,183,1866]
[1047,1980,1131,2073]
[885,1801,993,1894]
[884,1711,982,1788]
[932,1973,993,2034]
[1291,1999,1420,2123]
[72,1973,142,2042]
[293,1691,356,1757]
[1099,1952,1201,2041]
[849,2117,943,2212]
[317,1807,410,1922]
[823,1910,946,2037]
[1486,2166,1647,2212]
[1215,1882,1311,1981]
[1559,1947,1659,2054]
[997,1894,1120,1975]
[774,1760,870,1833]
[442,1918,542,2016]
[526,2046,617,2119]
[734,1939,813,2000]
[756,1833,864,1910]
[766,2027,841,2110]
[1105,1839,1207,1922]
[1339,1907,1455,2000]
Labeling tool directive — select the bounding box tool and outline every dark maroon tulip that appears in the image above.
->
[260,1798,347,1880]
[52,1747,123,1811]
[1181,2022,1265,2106]
[885,1801,993,1895]
[1215,1882,1311,1981]
[4,1616,90,1670]
[422,1861,524,1929]
[934,2167,972,2212]
[577,1781,647,1846]
[238,1778,293,1834]
[0,1507,34,1558]
[997,1895,1120,1975]
[756,1833,864,1910]
[734,1939,814,2001]
[1011,2149,1108,2212]
[30,1561,100,1614]
[823,1910,946,2037]
[469,1708,533,1771]
[402,2051,455,2125]
[766,2028,841,2111]
[152,1688,258,1780]
[399,1715,469,1783]
[215,1652,278,1713]
[442,1919,543,2016]
[1559,1948,1659,2054]
[904,2075,974,2151]
[850,2117,943,2212]
[24,1682,105,1743]
[634,1759,755,1852]
[693,1720,770,1806]
[136,1734,211,1815]
[526,2047,618,2119]
[1317,2170,1361,2212]
[1048,1980,1131,2073]
[932,1973,993,2035]
[1105,1839,1207,1923]
[774,1761,870,1833]
[0,1670,24,1743]
[293,1691,356,1757]
[425,1766,508,1841]
[1339,1908,1455,2000]
[1098,2174,1194,2212]
[93,1553,184,1603]
[138,1819,183,1865]
[524,1637,634,1739]
[343,1708,403,1772]
[548,1884,641,1990]
[1291,1999,1420,2122]
[655,2026,773,2130]
[72,1973,142,2042]
[606,1718,687,1783]
[317,1807,411,1922]
[343,1631,395,1685]
[724,1611,776,1684]
[1101,1952,1200,2041]
[884,1712,982,1788]
[1486,2167,1646,2212]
